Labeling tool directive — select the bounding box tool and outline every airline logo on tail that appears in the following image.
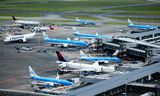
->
[72,27,79,34]
[128,19,134,25]
[29,66,38,78]
[56,51,67,62]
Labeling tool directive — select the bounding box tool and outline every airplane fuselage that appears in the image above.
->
[80,57,121,63]
[31,76,73,86]
[44,38,88,47]
[60,62,115,73]
[4,35,25,42]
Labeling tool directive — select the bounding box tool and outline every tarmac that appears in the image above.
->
[0,15,141,93]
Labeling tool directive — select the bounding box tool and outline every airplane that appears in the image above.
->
[79,50,121,63]
[42,32,89,47]
[128,19,158,32]
[56,51,116,73]
[31,25,55,32]
[75,17,96,25]
[4,32,36,43]
[72,27,112,39]
[12,16,40,25]
[29,66,73,87]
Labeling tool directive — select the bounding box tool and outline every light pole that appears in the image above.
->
[125,78,128,96]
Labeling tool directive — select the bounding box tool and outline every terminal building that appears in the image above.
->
[103,29,160,61]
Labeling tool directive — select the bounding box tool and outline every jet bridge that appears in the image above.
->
[64,63,160,96]
[115,37,160,48]
[103,36,160,59]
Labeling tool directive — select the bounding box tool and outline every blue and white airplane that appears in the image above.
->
[72,27,112,39]
[128,19,158,32]
[42,32,88,47]
[80,50,121,63]
[76,17,96,25]
[29,66,73,87]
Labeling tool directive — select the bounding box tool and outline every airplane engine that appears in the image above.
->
[59,63,67,69]
[19,39,26,43]
[62,44,69,48]
[22,38,26,42]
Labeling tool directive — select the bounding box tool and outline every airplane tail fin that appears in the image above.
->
[42,32,49,40]
[56,51,67,62]
[12,16,16,21]
[80,50,88,58]
[72,27,79,34]
[67,37,71,41]
[128,19,134,25]
[76,17,79,21]
[29,66,38,77]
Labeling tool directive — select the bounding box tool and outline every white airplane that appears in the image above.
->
[4,32,36,43]
[56,51,116,73]
[31,25,55,32]
[12,16,40,25]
